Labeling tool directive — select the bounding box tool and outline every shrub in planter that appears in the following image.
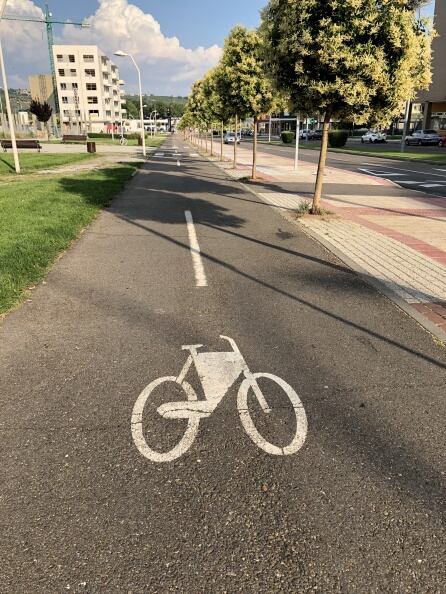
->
[281,131,295,144]
[328,129,349,148]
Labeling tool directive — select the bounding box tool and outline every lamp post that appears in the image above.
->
[0,0,20,173]
[114,50,146,157]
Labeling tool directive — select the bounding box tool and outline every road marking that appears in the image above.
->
[362,162,446,178]
[177,160,181,167]
[131,335,308,462]
[154,153,164,157]
[358,168,404,177]
[420,183,445,188]
[190,153,199,157]
[184,210,208,287]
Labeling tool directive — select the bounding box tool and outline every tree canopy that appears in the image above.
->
[260,0,433,126]
[29,99,52,124]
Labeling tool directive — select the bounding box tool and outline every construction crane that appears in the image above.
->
[2,1,89,113]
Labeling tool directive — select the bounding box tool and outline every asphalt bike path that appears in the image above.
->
[1,137,445,592]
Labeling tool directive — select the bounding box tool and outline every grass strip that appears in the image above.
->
[0,153,95,175]
[0,163,139,315]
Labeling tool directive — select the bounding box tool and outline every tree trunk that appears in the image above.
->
[210,125,214,157]
[312,111,331,214]
[252,116,258,180]
[233,114,238,169]
[220,121,224,161]
[205,129,208,153]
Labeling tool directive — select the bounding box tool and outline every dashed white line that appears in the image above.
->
[177,160,181,167]
[185,210,208,287]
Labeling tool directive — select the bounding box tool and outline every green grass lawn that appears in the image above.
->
[0,163,139,315]
[0,153,95,175]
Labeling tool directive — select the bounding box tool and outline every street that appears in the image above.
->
[249,140,446,198]
[1,137,446,592]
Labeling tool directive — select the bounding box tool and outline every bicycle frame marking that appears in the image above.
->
[131,335,308,462]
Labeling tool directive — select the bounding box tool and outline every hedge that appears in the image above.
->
[281,131,295,144]
[328,130,349,148]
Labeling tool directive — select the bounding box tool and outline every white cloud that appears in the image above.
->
[1,0,222,95]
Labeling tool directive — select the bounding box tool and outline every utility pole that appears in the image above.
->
[2,2,89,116]
[0,0,20,173]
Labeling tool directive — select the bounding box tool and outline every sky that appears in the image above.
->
[1,0,436,96]
[1,0,266,95]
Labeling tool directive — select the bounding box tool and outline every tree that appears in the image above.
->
[216,26,280,178]
[201,68,233,160]
[187,80,210,150]
[124,98,139,119]
[29,99,53,136]
[261,0,433,212]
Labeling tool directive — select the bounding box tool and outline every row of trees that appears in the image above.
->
[125,96,186,119]
[180,0,434,213]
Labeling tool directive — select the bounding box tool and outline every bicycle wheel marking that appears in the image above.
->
[238,373,307,456]
[131,377,200,463]
[131,336,308,463]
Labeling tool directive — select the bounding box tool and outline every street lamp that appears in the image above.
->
[0,0,20,173]
[114,50,146,157]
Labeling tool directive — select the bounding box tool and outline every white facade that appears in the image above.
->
[53,44,126,132]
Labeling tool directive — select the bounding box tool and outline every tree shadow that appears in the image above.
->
[52,160,446,519]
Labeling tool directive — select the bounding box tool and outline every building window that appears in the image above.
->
[69,69,76,76]
[105,98,110,104]
[85,69,95,77]
[89,110,99,116]
[61,96,68,104]
[68,55,75,63]
[63,110,70,117]
[58,69,65,77]
[87,96,98,104]
[72,82,78,89]
[57,54,63,61]
[106,110,111,117]
[83,54,94,62]
[86,83,97,91]
[60,82,67,90]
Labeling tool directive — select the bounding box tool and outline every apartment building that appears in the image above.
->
[53,45,126,132]
[416,0,446,131]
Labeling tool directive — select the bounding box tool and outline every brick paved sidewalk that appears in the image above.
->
[208,142,446,343]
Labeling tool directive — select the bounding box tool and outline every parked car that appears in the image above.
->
[405,130,441,146]
[438,136,446,147]
[224,132,241,144]
[300,129,314,140]
[361,130,387,143]
[312,129,323,140]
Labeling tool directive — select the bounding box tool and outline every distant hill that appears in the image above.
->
[125,94,188,104]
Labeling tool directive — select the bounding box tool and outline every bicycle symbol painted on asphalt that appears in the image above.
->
[131,336,308,462]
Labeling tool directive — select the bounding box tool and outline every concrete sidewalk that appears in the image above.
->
[207,141,446,343]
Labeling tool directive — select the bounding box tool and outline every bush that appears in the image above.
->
[87,132,146,140]
[281,131,295,144]
[328,130,349,148]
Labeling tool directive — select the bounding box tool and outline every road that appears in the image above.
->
[1,137,445,593]
[248,139,446,198]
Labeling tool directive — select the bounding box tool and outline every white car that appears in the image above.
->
[224,132,241,144]
[361,130,387,144]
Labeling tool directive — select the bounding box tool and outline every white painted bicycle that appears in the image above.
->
[131,336,308,463]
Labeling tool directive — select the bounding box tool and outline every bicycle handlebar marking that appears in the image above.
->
[131,335,308,463]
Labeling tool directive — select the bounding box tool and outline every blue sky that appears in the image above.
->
[1,0,437,95]
[47,0,266,50]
